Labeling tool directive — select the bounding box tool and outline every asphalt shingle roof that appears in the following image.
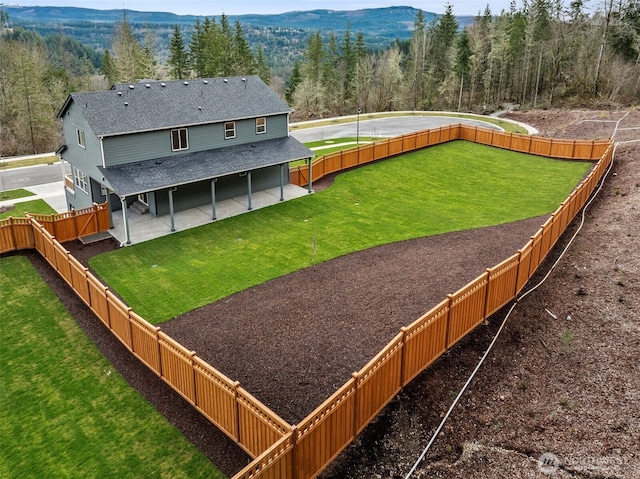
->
[99,136,314,197]
[60,75,292,137]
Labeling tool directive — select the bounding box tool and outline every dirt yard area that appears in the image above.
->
[23,109,639,478]
[320,108,640,479]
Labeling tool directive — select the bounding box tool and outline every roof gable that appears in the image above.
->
[59,76,291,138]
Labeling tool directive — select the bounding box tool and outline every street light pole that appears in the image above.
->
[356,104,362,145]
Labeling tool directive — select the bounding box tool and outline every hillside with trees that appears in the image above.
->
[1,1,638,156]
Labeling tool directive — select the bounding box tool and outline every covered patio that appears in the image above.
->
[108,183,309,245]
[100,136,314,245]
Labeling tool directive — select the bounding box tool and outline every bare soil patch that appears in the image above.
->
[320,109,640,479]
[19,108,639,478]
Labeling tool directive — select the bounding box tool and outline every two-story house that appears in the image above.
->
[57,75,314,244]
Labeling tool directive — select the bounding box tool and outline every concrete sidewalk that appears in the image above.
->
[0,181,67,213]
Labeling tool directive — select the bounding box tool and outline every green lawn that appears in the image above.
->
[0,189,35,201]
[0,256,225,479]
[90,141,590,324]
[289,137,379,167]
[0,199,56,219]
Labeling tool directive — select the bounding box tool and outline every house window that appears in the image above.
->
[171,128,189,151]
[256,117,266,134]
[73,167,88,193]
[76,129,86,148]
[224,121,236,139]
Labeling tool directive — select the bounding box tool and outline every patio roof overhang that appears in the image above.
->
[99,136,314,198]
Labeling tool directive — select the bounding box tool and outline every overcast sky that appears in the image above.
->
[12,1,519,17]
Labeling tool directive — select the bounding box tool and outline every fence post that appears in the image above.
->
[234,381,242,447]
[483,267,492,319]
[9,217,17,251]
[444,294,453,350]
[290,425,298,479]
[399,328,407,390]
[156,326,164,378]
[190,351,198,406]
[351,371,359,437]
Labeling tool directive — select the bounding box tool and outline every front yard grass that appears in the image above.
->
[0,256,224,479]
[0,188,35,201]
[0,199,56,219]
[90,140,591,324]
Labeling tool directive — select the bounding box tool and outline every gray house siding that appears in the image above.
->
[151,165,282,216]
[102,114,289,167]
[60,104,106,186]
[66,176,102,211]
[57,77,313,240]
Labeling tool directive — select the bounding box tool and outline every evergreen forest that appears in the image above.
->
[0,1,638,157]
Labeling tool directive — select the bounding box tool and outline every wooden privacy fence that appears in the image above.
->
[239,139,615,479]
[2,127,614,479]
[20,216,292,459]
[0,203,110,253]
[289,123,610,187]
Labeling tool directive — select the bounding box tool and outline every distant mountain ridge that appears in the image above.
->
[0,4,474,71]
[1,5,473,37]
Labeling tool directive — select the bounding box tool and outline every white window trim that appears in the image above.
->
[76,128,86,149]
[256,117,266,135]
[73,167,89,193]
[171,127,189,151]
[224,121,236,140]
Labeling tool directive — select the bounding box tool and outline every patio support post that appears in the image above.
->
[168,187,176,232]
[279,164,285,201]
[247,172,253,210]
[120,196,131,245]
[211,178,217,220]
[106,190,114,228]
[307,157,313,193]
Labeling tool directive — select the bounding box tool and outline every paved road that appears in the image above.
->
[289,115,500,143]
[2,116,499,191]
[0,162,69,191]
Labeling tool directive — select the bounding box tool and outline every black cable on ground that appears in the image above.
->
[404,135,621,478]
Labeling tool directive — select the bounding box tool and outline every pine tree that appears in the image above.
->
[219,13,234,75]
[303,32,324,84]
[430,4,459,86]
[255,45,270,84]
[188,18,207,77]
[232,20,254,75]
[454,28,472,110]
[341,23,356,104]
[285,60,302,104]
[168,24,189,79]
[408,10,429,109]
[101,49,118,84]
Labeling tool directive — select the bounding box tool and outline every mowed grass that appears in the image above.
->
[0,256,225,479]
[289,137,379,167]
[0,188,35,201]
[90,141,591,324]
[0,199,56,219]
